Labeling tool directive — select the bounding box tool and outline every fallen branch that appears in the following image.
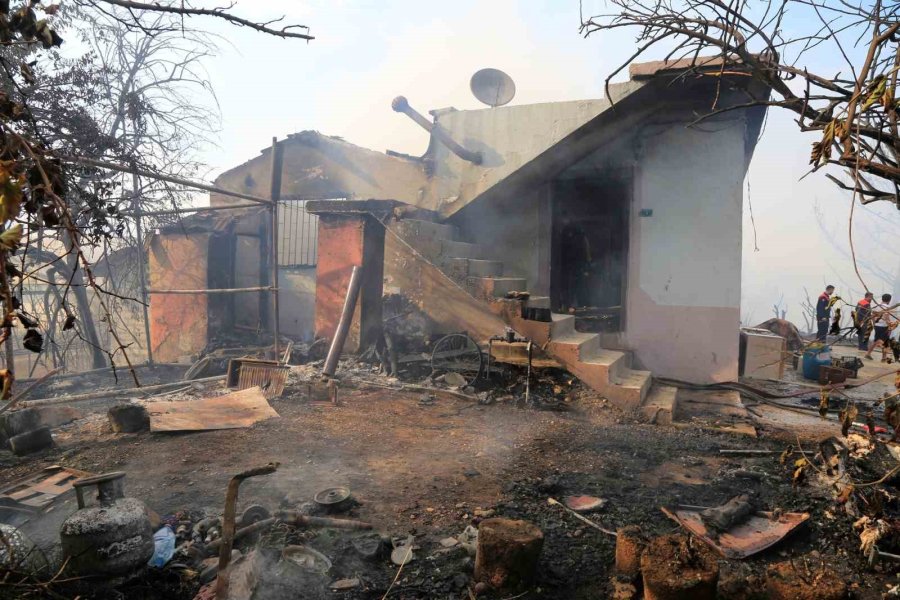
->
[547,497,617,537]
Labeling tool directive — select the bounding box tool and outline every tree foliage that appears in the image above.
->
[581,0,900,207]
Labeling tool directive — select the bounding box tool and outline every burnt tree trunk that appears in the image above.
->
[474,518,543,591]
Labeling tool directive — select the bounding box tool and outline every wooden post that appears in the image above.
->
[268,138,284,359]
[132,171,153,365]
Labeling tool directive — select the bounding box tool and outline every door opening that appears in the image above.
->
[550,176,630,332]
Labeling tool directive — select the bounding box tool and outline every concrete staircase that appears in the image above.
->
[390,217,679,424]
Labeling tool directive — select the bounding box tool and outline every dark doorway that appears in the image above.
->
[550,175,630,331]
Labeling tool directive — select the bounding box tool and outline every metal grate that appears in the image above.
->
[277,199,322,267]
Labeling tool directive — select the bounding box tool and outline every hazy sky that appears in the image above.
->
[194,0,899,328]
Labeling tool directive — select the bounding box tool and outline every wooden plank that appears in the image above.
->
[146,387,279,432]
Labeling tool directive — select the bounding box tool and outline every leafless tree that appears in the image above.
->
[0,1,312,399]
[581,0,900,207]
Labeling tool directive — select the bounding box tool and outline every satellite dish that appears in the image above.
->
[470,68,516,107]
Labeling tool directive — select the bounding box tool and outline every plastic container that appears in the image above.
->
[802,344,832,380]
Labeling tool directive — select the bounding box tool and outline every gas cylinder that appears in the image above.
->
[60,471,153,580]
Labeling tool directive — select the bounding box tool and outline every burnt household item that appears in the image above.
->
[60,472,154,580]
[431,333,483,384]
[108,403,150,433]
[239,505,271,527]
[833,355,864,378]
[313,486,352,512]
[474,518,543,591]
[391,96,482,165]
[819,365,851,385]
[323,265,363,378]
[739,328,786,380]
[282,545,332,574]
[9,426,53,456]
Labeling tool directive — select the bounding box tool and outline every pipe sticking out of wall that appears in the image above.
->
[391,96,483,165]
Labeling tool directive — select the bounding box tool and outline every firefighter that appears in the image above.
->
[855,292,875,351]
[816,285,836,342]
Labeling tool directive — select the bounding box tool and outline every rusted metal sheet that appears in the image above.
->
[235,360,289,399]
[146,387,279,432]
[314,216,365,348]
[661,505,809,559]
[148,233,211,363]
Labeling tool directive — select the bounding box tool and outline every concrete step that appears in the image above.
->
[527,296,551,309]
[448,258,504,278]
[467,276,527,299]
[606,369,653,412]
[393,219,458,242]
[442,239,485,260]
[581,348,630,381]
[549,313,575,338]
[639,384,678,425]
[548,331,601,362]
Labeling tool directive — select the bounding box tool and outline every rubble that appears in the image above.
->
[640,534,719,600]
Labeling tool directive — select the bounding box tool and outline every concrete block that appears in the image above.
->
[9,427,53,456]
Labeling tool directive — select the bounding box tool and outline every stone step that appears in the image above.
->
[392,219,458,242]
[442,239,485,260]
[448,258,504,278]
[639,384,678,425]
[467,276,527,299]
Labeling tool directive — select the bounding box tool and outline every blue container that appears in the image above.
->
[802,345,832,380]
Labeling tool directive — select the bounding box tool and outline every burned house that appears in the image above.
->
[150,58,766,413]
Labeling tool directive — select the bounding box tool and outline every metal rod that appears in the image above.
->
[148,286,276,294]
[269,138,284,360]
[391,96,482,165]
[121,202,262,218]
[525,340,533,406]
[216,463,278,600]
[20,374,226,408]
[132,172,153,366]
[64,156,274,205]
[323,265,363,377]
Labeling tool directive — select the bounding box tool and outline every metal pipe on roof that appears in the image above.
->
[391,96,482,165]
[62,156,274,205]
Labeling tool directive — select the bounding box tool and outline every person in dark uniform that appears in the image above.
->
[816,285,835,342]
[855,292,874,351]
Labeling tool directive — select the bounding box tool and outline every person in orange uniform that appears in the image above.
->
[855,292,875,351]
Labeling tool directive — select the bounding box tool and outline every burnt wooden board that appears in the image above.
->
[146,387,279,432]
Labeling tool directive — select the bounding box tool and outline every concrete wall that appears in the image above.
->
[621,117,747,382]
[428,82,644,217]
